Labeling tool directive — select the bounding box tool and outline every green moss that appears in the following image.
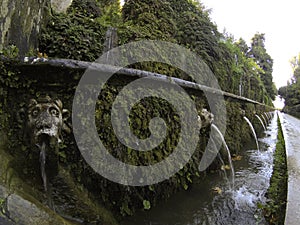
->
[261,115,287,224]
[38,0,106,61]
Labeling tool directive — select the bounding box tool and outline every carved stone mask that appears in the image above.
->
[26,96,69,146]
[199,108,214,128]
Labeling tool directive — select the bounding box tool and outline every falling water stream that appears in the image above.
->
[37,140,55,210]
[264,112,270,121]
[255,115,266,131]
[261,114,268,128]
[211,124,235,189]
[123,114,277,225]
[243,116,260,151]
[38,141,47,192]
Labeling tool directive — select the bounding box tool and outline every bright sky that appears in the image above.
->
[200,0,300,89]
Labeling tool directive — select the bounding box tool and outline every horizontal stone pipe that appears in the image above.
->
[11,57,273,109]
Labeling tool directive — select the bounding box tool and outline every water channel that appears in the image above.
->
[123,113,278,225]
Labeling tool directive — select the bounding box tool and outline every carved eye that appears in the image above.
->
[50,107,59,117]
[31,108,40,117]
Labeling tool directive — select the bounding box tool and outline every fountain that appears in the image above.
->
[0,54,275,224]
[23,96,70,192]
[197,109,234,189]
[123,113,279,225]
[211,124,235,189]
[198,108,214,128]
[255,115,266,130]
[243,116,260,151]
[217,152,230,184]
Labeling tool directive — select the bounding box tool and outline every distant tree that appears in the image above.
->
[280,54,300,110]
[289,53,300,83]
[235,38,249,55]
[248,33,276,100]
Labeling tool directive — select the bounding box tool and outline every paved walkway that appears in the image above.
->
[279,112,300,225]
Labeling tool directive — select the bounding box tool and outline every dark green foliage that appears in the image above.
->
[121,0,177,41]
[39,0,107,61]
[248,33,276,100]
[236,38,249,54]
[261,116,287,224]
[69,0,102,18]
[169,0,222,67]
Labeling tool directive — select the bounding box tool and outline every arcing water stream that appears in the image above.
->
[211,124,235,189]
[244,116,260,151]
[255,115,266,131]
[123,114,278,225]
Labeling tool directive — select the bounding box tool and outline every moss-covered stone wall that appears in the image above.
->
[0,60,272,223]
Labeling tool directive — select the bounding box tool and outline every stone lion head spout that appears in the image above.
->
[27,95,70,147]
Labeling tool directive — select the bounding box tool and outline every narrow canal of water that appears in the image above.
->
[123,114,278,225]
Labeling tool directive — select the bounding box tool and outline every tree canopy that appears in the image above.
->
[248,33,276,100]
[278,53,300,115]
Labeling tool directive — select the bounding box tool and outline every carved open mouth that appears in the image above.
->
[35,128,61,146]
[37,133,52,144]
[36,128,56,137]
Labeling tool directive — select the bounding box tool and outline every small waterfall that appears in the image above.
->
[103,27,118,64]
[211,124,235,189]
[243,117,259,151]
[255,115,266,130]
[38,142,47,192]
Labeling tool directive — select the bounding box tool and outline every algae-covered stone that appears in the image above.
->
[0,185,73,225]
[0,0,48,56]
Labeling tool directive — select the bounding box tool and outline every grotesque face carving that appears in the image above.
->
[26,96,69,146]
[198,108,214,128]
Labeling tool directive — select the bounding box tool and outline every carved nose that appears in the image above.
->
[36,121,52,130]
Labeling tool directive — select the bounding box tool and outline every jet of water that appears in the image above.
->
[255,115,266,131]
[243,117,260,151]
[211,124,235,190]
[261,114,268,127]
[38,142,47,192]
[264,112,270,121]
[218,152,230,184]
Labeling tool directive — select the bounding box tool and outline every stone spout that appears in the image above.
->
[198,108,214,129]
[239,108,246,117]
[22,95,70,147]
